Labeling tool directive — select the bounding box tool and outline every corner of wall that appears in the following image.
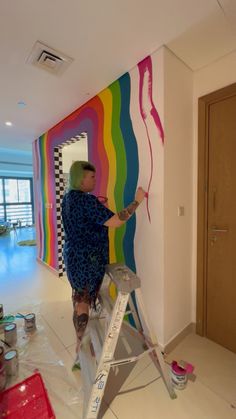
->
[162,47,194,345]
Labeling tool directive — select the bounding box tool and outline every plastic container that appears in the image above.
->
[171,361,188,390]
[0,372,55,418]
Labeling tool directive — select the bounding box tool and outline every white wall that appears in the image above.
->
[133,48,165,344]
[133,47,194,347]
[0,148,33,177]
[192,51,236,321]
[62,138,88,173]
[163,48,193,344]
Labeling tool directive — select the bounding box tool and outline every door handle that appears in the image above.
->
[211,226,228,233]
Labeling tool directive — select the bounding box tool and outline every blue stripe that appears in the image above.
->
[119,73,139,272]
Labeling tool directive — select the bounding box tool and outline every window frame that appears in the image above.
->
[0,176,34,225]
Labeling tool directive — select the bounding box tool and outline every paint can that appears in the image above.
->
[24,313,36,332]
[4,349,18,376]
[0,363,6,391]
[0,346,6,391]
[0,346,4,364]
[4,323,17,346]
[0,304,3,320]
[171,361,188,390]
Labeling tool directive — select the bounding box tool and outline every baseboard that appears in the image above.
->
[164,322,196,354]
[36,257,59,276]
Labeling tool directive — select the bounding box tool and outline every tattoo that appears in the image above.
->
[118,200,139,221]
[73,313,89,341]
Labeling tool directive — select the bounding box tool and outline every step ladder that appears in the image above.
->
[79,263,176,419]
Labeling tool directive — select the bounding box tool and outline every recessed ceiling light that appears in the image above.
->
[17,101,27,108]
[5,121,13,126]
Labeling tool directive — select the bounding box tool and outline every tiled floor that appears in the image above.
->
[1,228,236,418]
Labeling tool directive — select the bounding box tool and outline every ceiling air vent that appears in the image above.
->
[26,41,73,75]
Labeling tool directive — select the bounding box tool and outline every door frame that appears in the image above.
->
[197,82,236,336]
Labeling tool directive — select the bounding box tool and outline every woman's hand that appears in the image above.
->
[135,187,146,204]
[104,187,147,228]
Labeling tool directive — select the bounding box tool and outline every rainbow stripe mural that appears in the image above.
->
[33,55,164,274]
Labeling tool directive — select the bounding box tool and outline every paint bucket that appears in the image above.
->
[0,346,4,364]
[4,323,17,346]
[0,362,6,391]
[171,361,188,390]
[0,346,6,391]
[0,304,3,320]
[24,313,36,332]
[4,349,18,376]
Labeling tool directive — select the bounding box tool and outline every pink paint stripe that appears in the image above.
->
[142,122,152,223]
[138,56,165,222]
[138,56,164,143]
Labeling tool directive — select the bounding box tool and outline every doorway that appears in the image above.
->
[197,83,236,353]
[54,132,88,277]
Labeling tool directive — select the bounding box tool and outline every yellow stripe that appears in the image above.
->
[98,88,117,264]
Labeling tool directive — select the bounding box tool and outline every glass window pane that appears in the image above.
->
[4,179,18,203]
[0,204,4,222]
[6,204,32,226]
[0,179,3,203]
[18,179,31,202]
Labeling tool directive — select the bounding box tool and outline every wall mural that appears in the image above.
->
[33,55,164,280]
[138,56,164,222]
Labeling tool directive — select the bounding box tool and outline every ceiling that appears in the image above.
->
[0,0,235,151]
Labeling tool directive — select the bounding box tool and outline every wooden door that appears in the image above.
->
[198,87,236,353]
[206,95,236,352]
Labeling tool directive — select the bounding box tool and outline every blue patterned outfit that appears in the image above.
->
[61,190,114,306]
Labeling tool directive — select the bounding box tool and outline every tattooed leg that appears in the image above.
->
[73,312,89,347]
[118,200,139,221]
[73,300,89,353]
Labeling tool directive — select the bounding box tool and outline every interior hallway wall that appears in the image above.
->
[33,46,196,346]
[33,50,167,342]
[192,51,236,325]
[163,48,193,345]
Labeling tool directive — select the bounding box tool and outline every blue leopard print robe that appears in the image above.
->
[61,190,114,305]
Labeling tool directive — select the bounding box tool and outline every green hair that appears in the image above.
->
[69,161,95,190]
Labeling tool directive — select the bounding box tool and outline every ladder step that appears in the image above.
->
[105,263,141,292]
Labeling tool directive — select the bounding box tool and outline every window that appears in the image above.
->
[0,177,34,226]
[0,179,3,204]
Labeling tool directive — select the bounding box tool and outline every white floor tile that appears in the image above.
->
[40,299,76,348]
[109,362,236,419]
[166,333,236,405]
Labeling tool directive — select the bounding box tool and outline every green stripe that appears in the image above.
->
[110,81,127,262]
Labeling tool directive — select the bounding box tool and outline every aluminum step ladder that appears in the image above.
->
[79,263,176,419]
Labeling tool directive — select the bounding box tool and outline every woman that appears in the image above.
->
[61,161,146,366]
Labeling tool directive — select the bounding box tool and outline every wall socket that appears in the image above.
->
[45,203,53,209]
[178,206,185,216]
